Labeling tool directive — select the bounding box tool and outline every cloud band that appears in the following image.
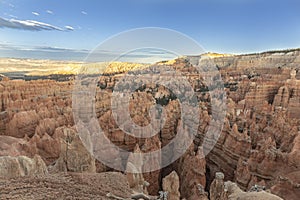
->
[0,17,72,31]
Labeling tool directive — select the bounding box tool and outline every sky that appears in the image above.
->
[0,0,300,61]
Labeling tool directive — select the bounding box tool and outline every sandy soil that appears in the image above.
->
[0,172,132,200]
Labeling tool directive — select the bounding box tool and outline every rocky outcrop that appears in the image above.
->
[6,110,39,138]
[206,92,299,200]
[209,172,283,200]
[0,135,36,157]
[273,69,300,118]
[205,117,251,186]
[225,181,283,200]
[177,144,207,200]
[141,135,162,195]
[162,171,180,200]
[0,79,74,138]
[209,172,227,200]
[126,144,148,194]
[270,171,300,200]
[51,127,96,173]
[0,155,47,179]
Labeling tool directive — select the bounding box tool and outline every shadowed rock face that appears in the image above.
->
[0,50,300,199]
[51,127,96,173]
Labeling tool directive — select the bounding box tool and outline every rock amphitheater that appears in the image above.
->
[0,49,300,199]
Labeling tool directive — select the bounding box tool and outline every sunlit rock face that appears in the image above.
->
[0,155,48,179]
[162,171,181,200]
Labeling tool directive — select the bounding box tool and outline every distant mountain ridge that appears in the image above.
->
[1,48,300,77]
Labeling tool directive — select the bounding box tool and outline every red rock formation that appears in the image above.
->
[52,127,96,173]
[177,144,207,199]
[141,135,162,195]
[162,171,180,200]
[6,110,39,138]
[209,172,227,200]
[126,144,148,194]
[1,50,300,199]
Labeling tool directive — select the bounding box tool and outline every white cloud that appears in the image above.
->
[0,17,65,31]
[81,11,87,15]
[65,25,74,31]
[0,44,89,61]
[46,10,53,15]
[8,14,17,19]
[0,44,88,53]
[32,12,40,16]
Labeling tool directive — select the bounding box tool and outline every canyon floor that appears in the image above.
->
[0,49,300,199]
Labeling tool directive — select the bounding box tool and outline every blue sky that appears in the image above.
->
[0,0,300,61]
